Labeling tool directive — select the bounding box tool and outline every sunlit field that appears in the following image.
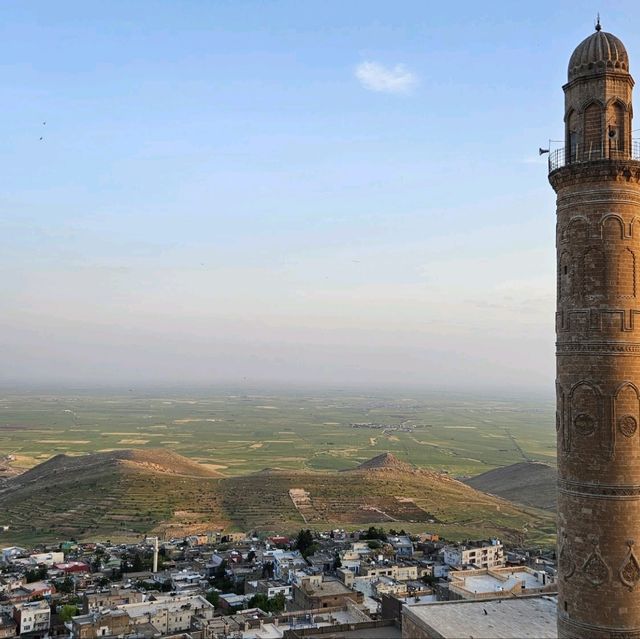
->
[0,389,555,478]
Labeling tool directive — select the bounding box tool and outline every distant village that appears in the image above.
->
[0,527,558,639]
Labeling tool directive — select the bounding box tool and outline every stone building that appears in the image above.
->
[70,609,131,639]
[291,576,363,610]
[82,587,144,614]
[0,614,16,639]
[548,20,640,639]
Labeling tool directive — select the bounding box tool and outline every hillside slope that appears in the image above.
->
[0,451,555,547]
[0,450,227,545]
[464,462,556,511]
[223,456,554,545]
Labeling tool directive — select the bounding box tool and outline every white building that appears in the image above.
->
[29,553,64,567]
[13,600,50,636]
[443,540,504,569]
[266,550,307,583]
[448,567,556,600]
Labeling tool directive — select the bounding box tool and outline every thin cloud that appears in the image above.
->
[355,61,417,94]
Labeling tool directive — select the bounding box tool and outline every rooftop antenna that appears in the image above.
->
[595,13,601,32]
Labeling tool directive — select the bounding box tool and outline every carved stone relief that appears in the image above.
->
[574,412,597,436]
[583,537,610,586]
[619,414,638,437]
[619,540,640,590]
[559,532,576,579]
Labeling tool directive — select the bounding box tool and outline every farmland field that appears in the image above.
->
[0,388,555,478]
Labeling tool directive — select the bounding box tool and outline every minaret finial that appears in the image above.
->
[595,13,601,31]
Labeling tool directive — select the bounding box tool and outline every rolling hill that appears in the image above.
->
[0,449,228,545]
[464,461,557,511]
[0,449,555,547]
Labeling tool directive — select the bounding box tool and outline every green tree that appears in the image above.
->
[56,576,74,594]
[362,526,387,541]
[59,604,78,622]
[271,592,286,613]
[206,591,220,608]
[295,529,318,558]
[248,592,285,614]
[210,561,234,592]
[25,566,48,583]
[295,529,313,553]
[131,554,143,572]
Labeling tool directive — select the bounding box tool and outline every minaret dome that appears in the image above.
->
[568,27,629,81]
[562,22,634,165]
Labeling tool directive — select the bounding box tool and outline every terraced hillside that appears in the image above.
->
[0,449,228,546]
[0,450,555,547]
[464,461,557,511]
[222,453,555,546]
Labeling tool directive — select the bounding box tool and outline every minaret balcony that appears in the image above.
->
[549,140,640,173]
[548,141,640,190]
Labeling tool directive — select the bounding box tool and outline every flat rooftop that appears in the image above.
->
[305,579,354,597]
[121,594,209,618]
[404,596,557,639]
[457,570,546,594]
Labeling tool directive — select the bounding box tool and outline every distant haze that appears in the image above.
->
[6,1,633,393]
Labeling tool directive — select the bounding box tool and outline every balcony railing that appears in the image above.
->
[549,140,640,172]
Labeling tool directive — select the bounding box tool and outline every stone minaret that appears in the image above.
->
[549,22,640,639]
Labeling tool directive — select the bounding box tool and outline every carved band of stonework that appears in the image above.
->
[557,380,640,458]
[558,614,640,639]
[619,540,640,590]
[558,478,640,499]
[549,159,640,191]
[583,536,611,586]
[559,614,640,639]
[557,342,640,354]
[555,309,640,334]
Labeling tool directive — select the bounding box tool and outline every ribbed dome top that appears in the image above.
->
[568,28,629,81]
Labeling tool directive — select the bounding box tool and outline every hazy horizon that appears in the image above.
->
[4,1,637,392]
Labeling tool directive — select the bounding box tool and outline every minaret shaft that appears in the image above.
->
[550,25,640,639]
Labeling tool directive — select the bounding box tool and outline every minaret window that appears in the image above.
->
[608,102,626,158]
[583,103,603,159]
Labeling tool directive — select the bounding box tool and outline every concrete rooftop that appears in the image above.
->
[404,595,557,639]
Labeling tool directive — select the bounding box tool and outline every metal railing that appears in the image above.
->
[549,139,640,172]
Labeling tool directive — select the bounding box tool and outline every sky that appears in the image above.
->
[1,0,638,393]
